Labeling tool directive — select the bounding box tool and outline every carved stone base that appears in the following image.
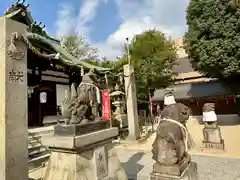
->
[203,127,222,144]
[150,162,198,180]
[42,127,127,180]
[152,155,191,176]
[202,126,225,152]
[201,139,225,153]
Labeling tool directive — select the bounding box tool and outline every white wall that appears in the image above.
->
[56,84,70,106]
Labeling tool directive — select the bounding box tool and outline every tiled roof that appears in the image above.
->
[173,56,194,74]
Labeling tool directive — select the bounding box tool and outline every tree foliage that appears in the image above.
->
[127,29,177,100]
[62,30,177,101]
[184,0,240,93]
[61,34,98,60]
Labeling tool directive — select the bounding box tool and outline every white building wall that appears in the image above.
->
[56,84,70,106]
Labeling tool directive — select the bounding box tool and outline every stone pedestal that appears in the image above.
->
[123,64,140,140]
[150,162,198,180]
[42,127,127,180]
[0,17,28,180]
[201,127,224,151]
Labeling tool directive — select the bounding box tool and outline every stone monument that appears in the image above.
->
[0,17,28,180]
[42,69,127,180]
[123,64,140,140]
[150,93,198,180]
[201,103,224,151]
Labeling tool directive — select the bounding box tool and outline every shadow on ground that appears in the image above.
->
[121,152,145,180]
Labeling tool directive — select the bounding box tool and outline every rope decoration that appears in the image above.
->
[8,32,58,60]
[161,118,189,151]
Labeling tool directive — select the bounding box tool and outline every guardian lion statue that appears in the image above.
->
[151,103,195,176]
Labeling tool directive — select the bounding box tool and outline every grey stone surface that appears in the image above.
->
[117,149,240,180]
[42,127,118,149]
[54,120,109,136]
[0,17,28,180]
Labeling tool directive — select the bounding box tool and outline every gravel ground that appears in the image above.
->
[117,149,240,180]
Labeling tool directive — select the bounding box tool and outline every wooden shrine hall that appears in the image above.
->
[1,2,111,127]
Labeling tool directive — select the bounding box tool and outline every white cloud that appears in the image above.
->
[55,0,189,59]
[56,0,107,38]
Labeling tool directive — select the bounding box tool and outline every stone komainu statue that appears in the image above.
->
[152,103,195,172]
[202,102,217,127]
[203,103,215,112]
[61,69,101,124]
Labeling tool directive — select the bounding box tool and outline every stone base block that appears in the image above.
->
[201,139,225,153]
[152,156,190,176]
[42,127,118,149]
[42,128,127,180]
[54,120,110,136]
[150,162,198,180]
[203,127,222,144]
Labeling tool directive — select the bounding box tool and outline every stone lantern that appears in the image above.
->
[110,83,128,128]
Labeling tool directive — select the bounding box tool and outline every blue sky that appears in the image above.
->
[0,0,189,59]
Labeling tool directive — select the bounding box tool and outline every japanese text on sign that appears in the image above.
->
[101,90,111,120]
[9,68,24,83]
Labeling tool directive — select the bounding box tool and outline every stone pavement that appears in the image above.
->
[116,148,240,180]
[29,147,240,180]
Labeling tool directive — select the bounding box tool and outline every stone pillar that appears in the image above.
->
[201,103,224,152]
[0,17,28,180]
[123,64,140,140]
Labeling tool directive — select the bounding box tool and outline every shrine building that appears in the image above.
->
[1,2,110,127]
[152,37,238,121]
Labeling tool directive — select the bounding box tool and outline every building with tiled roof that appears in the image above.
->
[152,37,238,116]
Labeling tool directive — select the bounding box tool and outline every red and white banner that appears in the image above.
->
[101,90,111,120]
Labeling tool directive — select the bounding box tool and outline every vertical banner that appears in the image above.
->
[149,91,153,117]
[149,91,154,131]
[101,90,111,120]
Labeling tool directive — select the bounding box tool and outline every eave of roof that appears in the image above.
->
[152,81,231,102]
[26,32,112,72]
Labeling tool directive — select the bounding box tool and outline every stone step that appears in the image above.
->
[28,127,53,171]
[28,153,50,164]
[28,153,50,171]
[29,147,48,157]
[28,126,54,137]
[28,133,53,141]
[28,142,42,150]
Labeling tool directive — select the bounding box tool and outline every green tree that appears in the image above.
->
[126,29,177,100]
[184,0,240,94]
[61,34,98,60]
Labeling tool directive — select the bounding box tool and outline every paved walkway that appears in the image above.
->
[117,148,240,180]
[30,148,240,180]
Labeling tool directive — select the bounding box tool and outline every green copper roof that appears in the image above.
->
[27,33,112,71]
[3,1,112,72]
